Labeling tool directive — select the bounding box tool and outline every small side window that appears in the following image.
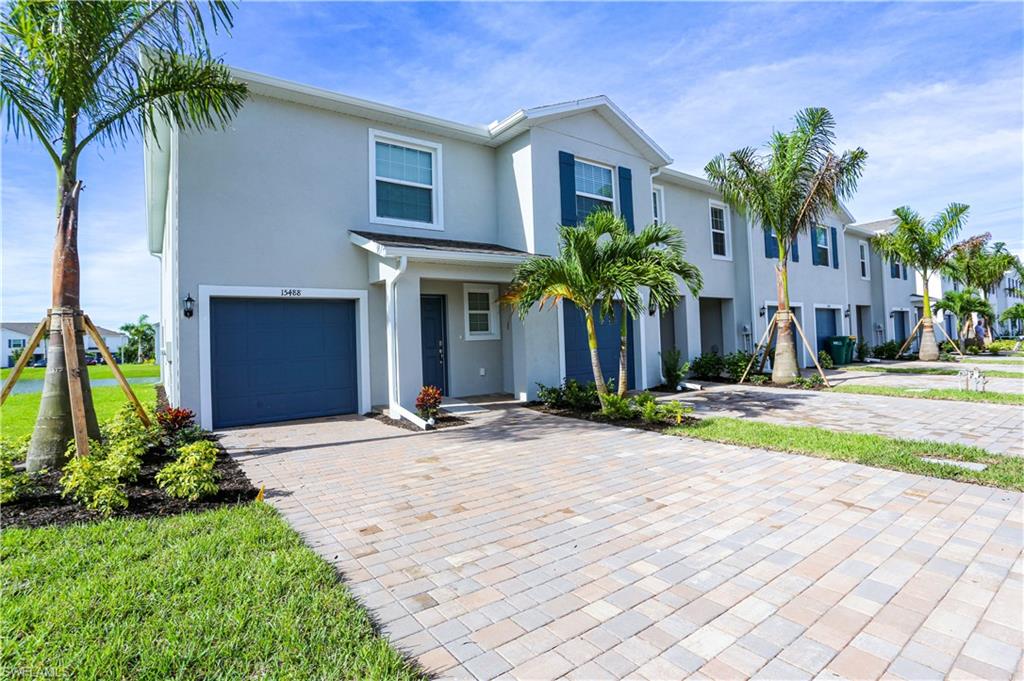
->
[464,285,500,341]
[709,200,731,260]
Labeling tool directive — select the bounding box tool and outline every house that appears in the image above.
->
[2,321,127,368]
[146,67,922,430]
[992,272,1024,337]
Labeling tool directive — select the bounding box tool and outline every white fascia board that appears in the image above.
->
[144,118,172,255]
[349,232,530,266]
[659,168,720,194]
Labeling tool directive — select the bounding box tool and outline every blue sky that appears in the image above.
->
[3,2,1022,329]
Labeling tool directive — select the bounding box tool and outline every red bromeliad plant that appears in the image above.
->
[415,386,443,420]
[156,407,196,434]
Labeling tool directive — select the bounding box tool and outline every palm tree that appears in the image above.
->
[1000,303,1024,337]
[3,1,248,472]
[506,211,630,397]
[120,314,155,364]
[870,204,982,360]
[705,108,867,384]
[946,240,1024,344]
[606,222,702,396]
[934,290,993,354]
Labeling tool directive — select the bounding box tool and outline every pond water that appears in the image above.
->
[8,376,159,395]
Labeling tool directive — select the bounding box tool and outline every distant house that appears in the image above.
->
[2,322,127,368]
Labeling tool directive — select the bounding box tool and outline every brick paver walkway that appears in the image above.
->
[671,384,1023,457]
[223,408,1023,680]
[829,365,1023,395]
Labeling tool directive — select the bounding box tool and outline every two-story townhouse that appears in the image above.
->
[2,322,126,367]
[147,66,923,429]
[992,272,1024,337]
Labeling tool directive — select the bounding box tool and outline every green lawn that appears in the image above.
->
[1,363,159,381]
[845,365,1023,379]
[966,357,1024,365]
[831,383,1024,405]
[0,384,158,439]
[670,417,1023,491]
[2,503,423,680]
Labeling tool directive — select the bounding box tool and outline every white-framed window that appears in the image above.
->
[652,186,665,226]
[463,284,500,341]
[574,159,615,224]
[813,224,830,266]
[369,129,443,230]
[858,240,870,280]
[8,338,25,349]
[709,200,732,259]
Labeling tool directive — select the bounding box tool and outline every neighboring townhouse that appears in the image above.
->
[145,66,923,429]
[2,321,126,367]
[992,272,1024,337]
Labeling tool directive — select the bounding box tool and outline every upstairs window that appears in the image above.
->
[574,160,614,223]
[709,200,731,259]
[464,285,500,340]
[371,130,442,229]
[813,225,830,266]
[858,240,870,279]
[8,338,25,349]
[652,186,664,226]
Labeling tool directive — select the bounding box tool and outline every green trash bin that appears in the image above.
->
[827,336,846,366]
[845,336,857,364]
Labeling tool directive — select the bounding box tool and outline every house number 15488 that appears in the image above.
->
[280,288,302,297]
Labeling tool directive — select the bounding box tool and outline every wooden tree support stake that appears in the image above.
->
[84,314,152,427]
[740,313,777,384]
[791,314,831,387]
[933,321,965,358]
[0,315,48,405]
[897,316,926,358]
[60,313,90,458]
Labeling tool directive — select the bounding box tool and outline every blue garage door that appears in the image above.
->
[815,308,838,353]
[563,301,634,390]
[210,298,358,428]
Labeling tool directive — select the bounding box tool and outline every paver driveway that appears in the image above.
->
[669,384,1024,457]
[223,408,1023,680]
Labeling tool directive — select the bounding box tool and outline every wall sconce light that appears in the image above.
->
[183,293,195,319]
[759,305,766,318]
[889,311,895,319]
[844,305,851,319]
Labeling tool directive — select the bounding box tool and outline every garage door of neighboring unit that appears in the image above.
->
[562,301,634,391]
[210,298,358,428]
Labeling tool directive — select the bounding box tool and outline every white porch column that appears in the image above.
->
[386,270,422,413]
[683,295,702,362]
[511,303,561,402]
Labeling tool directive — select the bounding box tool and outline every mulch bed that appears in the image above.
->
[526,403,699,434]
[3,441,258,530]
[369,410,468,432]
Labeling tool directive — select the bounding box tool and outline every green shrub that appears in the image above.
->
[103,403,160,452]
[0,437,34,504]
[817,350,834,370]
[61,441,131,516]
[872,341,900,360]
[856,341,870,361]
[564,379,600,411]
[689,353,725,380]
[638,398,661,424]
[749,374,768,386]
[156,440,220,501]
[660,348,689,389]
[966,344,980,355]
[793,374,825,389]
[599,393,636,420]
[722,351,754,382]
[535,382,565,408]
[659,400,692,425]
[988,340,1019,353]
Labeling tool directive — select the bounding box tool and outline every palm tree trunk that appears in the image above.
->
[617,306,629,397]
[584,311,609,396]
[771,259,800,385]
[26,167,100,473]
[918,286,939,361]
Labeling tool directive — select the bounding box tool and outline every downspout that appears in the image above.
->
[385,256,429,429]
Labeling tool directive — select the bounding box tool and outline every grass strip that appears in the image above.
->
[831,383,1024,405]
[0,384,158,439]
[1,503,424,680]
[669,417,1023,491]
[1,363,160,381]
[845,365,1022,379]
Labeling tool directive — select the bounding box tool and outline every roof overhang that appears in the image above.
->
[349,232,531,266]
[145,117,172,255]
[847,216,899,237]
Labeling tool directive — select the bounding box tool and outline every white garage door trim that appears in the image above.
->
[198,285,371,430]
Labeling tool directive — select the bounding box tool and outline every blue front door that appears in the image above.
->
[420,295,448,395]
[894,312,907,344]
[815,308,838,353]
[563,301,634,390]
[210,298,358,428]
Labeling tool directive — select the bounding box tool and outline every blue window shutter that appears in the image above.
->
[791,234,800,262]
[617,166,634,232]
[891,260,899,278]
[764,229,779,259]
[830,227,839,269]
[902,264,908,280]
[558,151,576,226]
[811,229,822,266]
